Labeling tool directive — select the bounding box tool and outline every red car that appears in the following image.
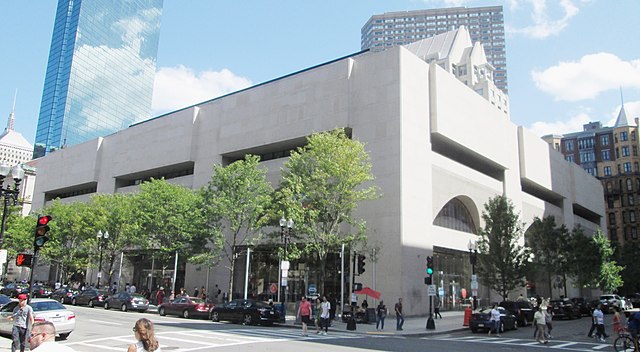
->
[158,296,213,319]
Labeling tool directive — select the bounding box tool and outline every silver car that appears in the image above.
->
[0,299,76,339]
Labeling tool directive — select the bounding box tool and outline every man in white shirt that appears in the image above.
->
[29,321,76,351]
[488,304,501,337]
[129,284,137,294]
[320,296,331,336]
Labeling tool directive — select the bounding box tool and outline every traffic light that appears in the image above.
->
[15,253,32,267]
[34,215,52,251]
[424,277,432,285]
[357,254,366,275]
[426,256,434,275]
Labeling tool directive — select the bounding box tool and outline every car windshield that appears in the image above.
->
[131,294,146,300]
[189,298,205,304]
[32,301,66,312]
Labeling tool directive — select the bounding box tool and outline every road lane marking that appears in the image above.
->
[551,342,579,348]
[591,344,610,350]
[87,319,122,326]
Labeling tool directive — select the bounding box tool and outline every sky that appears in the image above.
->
[1,0,639,145]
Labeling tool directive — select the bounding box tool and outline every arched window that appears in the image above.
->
[627,179,633,191]
[434,199,477,234]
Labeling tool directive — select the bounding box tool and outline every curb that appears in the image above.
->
[274,319,469,337]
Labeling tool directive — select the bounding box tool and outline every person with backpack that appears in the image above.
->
[628,310,640,351]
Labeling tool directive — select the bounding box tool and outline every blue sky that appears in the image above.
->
[1,0,639,145]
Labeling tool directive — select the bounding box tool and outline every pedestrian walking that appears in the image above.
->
[488,304,501,337]
[395,298,404,331]
[193,287,199,298]
[545,305,553,339]
[329,294,337,321]
[434,296,443,319]
[314,298,322,334]
[612,305,626,341]
[11,294,33,352]
[320,295,331,336]
[128,318,161,352]
[129,283,137,294]
[534,306,548,344]
[297,296,312,336]
[587,306,597,338]
[376,300,387,331]
[111,282,118,294]
[155,288,164,305]
[593,304,608,342]
[28,321,76,351]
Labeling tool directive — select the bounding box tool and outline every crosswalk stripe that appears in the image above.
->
[551,342,578,348]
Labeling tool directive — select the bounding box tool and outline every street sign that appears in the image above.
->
[281,269,288,278]
[281,278,288,287]
[471,281,478,289]
[471,274,477,282]
[472,289,478,297]
[281,261,290,270]
[269,283,278,294]
[308,284,317,295]
[438,287,444,296]
[427,284,436,296]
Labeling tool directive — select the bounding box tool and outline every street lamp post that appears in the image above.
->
[0,163,25,249]
[468,239,478,310]
[96,230,109,289]
[279,216,293,305]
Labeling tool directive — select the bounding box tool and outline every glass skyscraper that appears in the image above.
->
[34,0,163,158]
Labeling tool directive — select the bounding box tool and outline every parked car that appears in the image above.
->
[620,297,634,310]
[499,300,535,326]
[628,293,640,308]
[31,285,53,298]
[104,292,149,312]
[0,299,75,339]
[0,294,11,308]
[72,289,109,307]
[469,306,518,333]
[600,294,623,313]
[50,287,79,304]
[0,283,28,298]
[570,297,593,316]
[209,299,279,325]
[158,296,213,319]
[549,298,581,319]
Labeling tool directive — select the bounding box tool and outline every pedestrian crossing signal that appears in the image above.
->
[16,253,32,267]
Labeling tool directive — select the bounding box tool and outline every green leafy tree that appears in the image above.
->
[201,155,272,298]
[134,179,218,266]
[618,242,640,294]
[38,200,93,283]
[526,216,570,297]
[3,209,36,278]
[592,230,623,292]
[565,227,601,288]
[86,193,146,287]
[275,129,379,295]
[476,195,530,301]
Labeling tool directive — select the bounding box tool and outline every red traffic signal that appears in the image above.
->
[34,215,52,250]
[16,253,32,267]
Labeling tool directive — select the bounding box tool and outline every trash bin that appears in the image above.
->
[463,307,472,326]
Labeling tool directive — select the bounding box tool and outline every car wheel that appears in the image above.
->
[470,327,478,333]
[159,307,166,316]
[72,298,77,306]
[121,304,128,312]
[183,310,190,319]
[243,313,253,325]
[59,333,70,340]
[139,310,147,313]
[104,302,110,310]
[211,311,220,322]
[499,321,504,333]
[88,299,94,308]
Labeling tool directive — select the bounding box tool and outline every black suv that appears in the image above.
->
[499,300,535,326]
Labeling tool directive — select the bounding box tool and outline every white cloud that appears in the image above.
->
[151,65,252,115]
[528,112,592,137]
[527,101,640,137]
[506,0,580,39]
[531,53,640,101]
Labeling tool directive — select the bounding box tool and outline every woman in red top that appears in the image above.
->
[612,306,626,337]
[297,296,312,336]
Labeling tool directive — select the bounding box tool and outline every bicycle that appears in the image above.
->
[613,331,637,352]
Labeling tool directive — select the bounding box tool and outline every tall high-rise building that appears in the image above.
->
[543,105,640,247]
[361,6,507,92]
[34,0,163,158]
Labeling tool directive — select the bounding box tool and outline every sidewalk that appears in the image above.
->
[281,310,467,337]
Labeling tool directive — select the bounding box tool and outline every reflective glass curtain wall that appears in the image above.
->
[34,0,163,158]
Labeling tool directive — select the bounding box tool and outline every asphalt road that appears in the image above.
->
[31,305,621,352]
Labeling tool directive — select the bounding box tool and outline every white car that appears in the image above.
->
[0,298,76,339]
